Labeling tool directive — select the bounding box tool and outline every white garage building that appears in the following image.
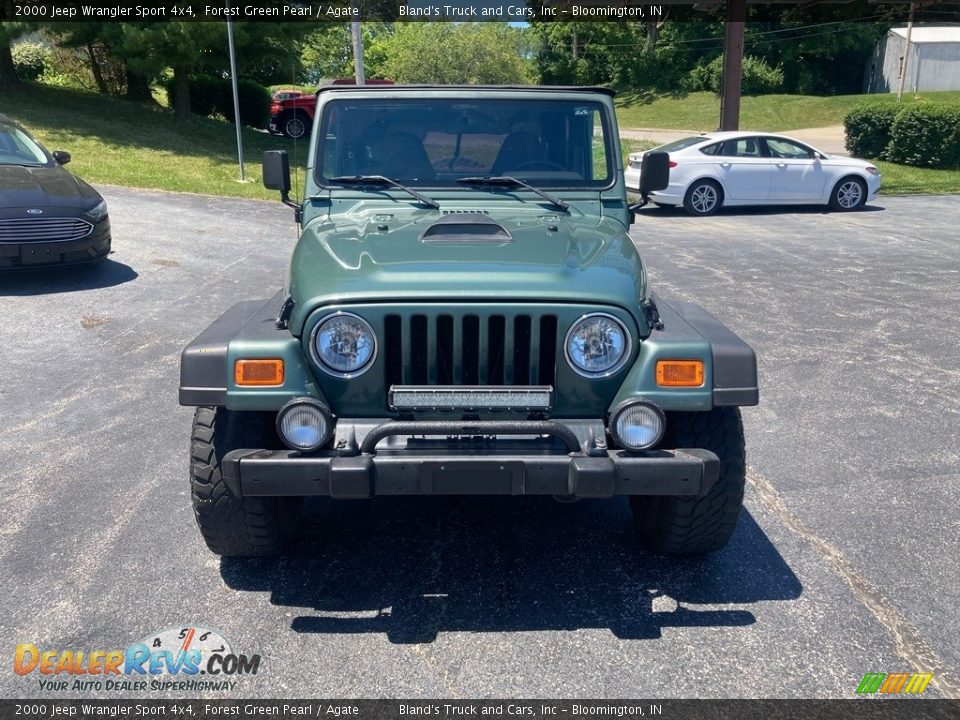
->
[865,26,960,93]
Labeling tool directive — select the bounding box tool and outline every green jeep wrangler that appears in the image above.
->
[179,85,758,558]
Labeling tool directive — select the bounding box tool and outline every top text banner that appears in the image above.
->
[2,0,958,22]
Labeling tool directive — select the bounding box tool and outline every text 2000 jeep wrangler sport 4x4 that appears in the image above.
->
[179,85,758,557]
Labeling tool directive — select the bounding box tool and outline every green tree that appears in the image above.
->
[743,19,885,95]
[369,23,532,85]
[0,22,32,88]
[41,23,130,96]
[110,22,224,118]
[301,23,392,84]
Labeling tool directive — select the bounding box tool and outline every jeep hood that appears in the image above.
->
[286,210,646,335]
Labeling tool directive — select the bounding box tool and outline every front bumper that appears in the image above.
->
[0,224,111,269]
[221,419,719,499]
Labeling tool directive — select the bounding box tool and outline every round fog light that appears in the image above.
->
[610,401,665,451]
[276,398,333,452]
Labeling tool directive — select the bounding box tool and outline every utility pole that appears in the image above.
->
[226,0,244,181]
[719,0,746,131]
[351,21,365,85]
[896,2,915,102]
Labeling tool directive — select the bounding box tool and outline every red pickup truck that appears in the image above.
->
[268,79,395,139]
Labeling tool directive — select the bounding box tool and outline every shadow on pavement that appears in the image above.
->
[220,497,801,644]
[0,258,138,296]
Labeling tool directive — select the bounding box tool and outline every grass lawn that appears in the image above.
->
[1,82,306,201]
[1,82,956,199]
[874,161,960,195]
[615,90,960,131]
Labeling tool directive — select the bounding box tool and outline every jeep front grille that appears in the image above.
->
[384,313,558,387]
[0,217,94,243]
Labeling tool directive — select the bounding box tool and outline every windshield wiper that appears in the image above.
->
[457,176,569,212]
[329,175,440,210]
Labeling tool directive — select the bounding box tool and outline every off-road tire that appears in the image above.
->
[190,406,302,557]
[280,111,310,140]
[629,407,746,555]
[682,179,723,216]
[828,175,867,211]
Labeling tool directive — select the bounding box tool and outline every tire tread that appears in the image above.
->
[189,406,300,557]
[630,407,746,555]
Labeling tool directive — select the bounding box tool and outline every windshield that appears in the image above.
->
[654,136,708,153]
[0,124,49,166]
[317,98,614,189]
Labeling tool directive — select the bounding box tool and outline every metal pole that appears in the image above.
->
[351,20,365,85]
[896,3,915,102]
[719,3,746,131]
[226,4,244,181]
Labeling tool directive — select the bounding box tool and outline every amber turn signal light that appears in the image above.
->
[656,360,704,387]
[235,359,285,386]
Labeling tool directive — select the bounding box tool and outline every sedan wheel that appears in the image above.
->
[830,177,867,211]
[683,180,722,216]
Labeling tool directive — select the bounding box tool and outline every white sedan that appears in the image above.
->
[624,131,881,216]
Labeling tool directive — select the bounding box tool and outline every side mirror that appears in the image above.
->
[52,150,71,165]
[263,150,302,223]
[639,151,670,194]
[262,150,291,195]
[628,151,671,222]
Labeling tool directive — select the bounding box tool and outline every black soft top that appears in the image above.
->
[316,85,616,98]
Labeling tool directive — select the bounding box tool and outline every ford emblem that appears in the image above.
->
[26,209,43,215]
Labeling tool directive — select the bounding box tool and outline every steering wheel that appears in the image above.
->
[509,160,566,172]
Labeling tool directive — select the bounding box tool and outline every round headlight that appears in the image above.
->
[311,312,377,377]
[610,401,665,451]
[276,398,333,452]
[564,313,631,377]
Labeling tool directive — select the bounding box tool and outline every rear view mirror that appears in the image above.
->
[640,151,670,194]
[52,150,71,165]
[262,150,291,195]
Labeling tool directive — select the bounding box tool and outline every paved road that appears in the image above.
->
[1,188,957,699]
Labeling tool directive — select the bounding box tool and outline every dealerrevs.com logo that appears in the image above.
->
[13,625,261,692]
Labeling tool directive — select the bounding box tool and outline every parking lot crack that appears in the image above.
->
[747,466,959,698]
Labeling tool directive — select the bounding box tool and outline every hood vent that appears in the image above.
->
[420,213,512,245]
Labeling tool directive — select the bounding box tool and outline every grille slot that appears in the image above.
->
[384,311,558,389]
[0,217,94,243]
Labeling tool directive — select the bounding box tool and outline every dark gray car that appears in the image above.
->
[0,114,111,269]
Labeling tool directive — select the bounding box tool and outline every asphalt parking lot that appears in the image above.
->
[1,188,958,699]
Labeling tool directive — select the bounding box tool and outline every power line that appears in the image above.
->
[537,17,885,53]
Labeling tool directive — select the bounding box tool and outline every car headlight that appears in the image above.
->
[564,313,631,378]
[310,312,377,377]
[86,200,108,222]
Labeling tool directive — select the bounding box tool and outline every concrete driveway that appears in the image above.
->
[0,188,957,699]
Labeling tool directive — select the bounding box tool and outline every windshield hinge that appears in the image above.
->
[642,299,664,331]
[275,294,295,330]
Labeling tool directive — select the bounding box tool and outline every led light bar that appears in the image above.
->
[389,386,554,411]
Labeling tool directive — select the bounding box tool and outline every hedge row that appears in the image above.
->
[163,75,271,129]
[844,103,960,169]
